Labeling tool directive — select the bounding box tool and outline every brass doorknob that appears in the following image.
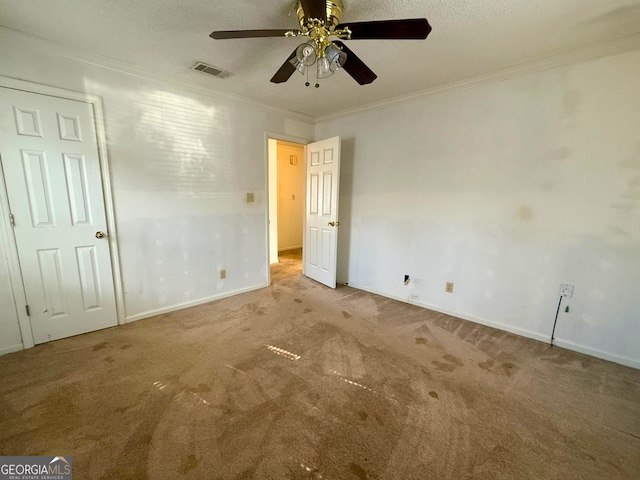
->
[95,231,106,239]
[328,221,340,227]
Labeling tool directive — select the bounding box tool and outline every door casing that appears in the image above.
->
[0,76,125,349]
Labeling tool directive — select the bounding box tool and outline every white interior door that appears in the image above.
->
[0,87,117,344]
[304,136,340,288]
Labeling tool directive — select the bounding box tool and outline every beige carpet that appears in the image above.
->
[1,249,639,479]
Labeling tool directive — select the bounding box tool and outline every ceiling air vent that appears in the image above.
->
[192,62,232,79]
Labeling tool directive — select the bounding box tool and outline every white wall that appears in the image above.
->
[277,142,305,251]
[268,139,279,264]
[316,49,640,368]
[0,28,313,350]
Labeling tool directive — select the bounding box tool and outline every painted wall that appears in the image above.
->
[268,139,279,264]
[277,142,305,251]
[316,49,640,368]
[0,28,313,350]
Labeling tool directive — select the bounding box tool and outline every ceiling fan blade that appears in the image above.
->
[300,0,327,22]
[210,29,294,39]
[270,48,299,84]
[337,18,432,40]
[333,41,377,85]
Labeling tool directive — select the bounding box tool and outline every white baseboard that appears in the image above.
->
[0,343,24,356]
[278,245,302,252]
[125,283,270,323]
[552,339,640,370]
[346,282,638,370]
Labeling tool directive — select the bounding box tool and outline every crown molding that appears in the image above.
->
[315,33,640,123]
[3,25,639,125]
[0,26,315,124]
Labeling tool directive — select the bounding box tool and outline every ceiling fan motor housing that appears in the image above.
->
[296,0,344,30]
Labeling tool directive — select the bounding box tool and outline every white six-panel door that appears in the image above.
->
[304,136,340,288]
[0,87,117,344]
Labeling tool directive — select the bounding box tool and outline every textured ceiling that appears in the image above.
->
[2,0,640,118]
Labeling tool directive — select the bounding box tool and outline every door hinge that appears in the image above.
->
[9,213,15,227]
[25,305,30,316]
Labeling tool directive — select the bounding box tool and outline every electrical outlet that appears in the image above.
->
[559,283,574,298]
[404,275,410,285]
[446,282,454,293]
[245,192,255,203]
[220,269,226,280]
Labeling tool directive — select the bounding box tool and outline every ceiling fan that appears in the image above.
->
[210,0,432,87]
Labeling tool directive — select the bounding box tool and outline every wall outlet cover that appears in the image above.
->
[559,283,574,298]
[446,282,454,293]
[245,192,255,203]
[220,269,226,280]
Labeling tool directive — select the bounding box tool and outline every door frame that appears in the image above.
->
[263,132,311,286]
[0,76,125,349]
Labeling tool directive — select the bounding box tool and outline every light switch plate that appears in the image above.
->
[559,283,574,298]
[245,192,255,203]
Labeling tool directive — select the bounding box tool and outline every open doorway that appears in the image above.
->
[268,138,306,270]
[267,135,341,288]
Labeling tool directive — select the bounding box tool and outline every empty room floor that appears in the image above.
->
[1,251,639,479]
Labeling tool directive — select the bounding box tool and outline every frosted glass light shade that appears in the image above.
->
[294,42,317,65]
[295,61,307,75]
[325,44,347,72]
[290,42,318,76]
[317,57,334,79]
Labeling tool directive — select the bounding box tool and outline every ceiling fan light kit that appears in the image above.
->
[210,0,432,87]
